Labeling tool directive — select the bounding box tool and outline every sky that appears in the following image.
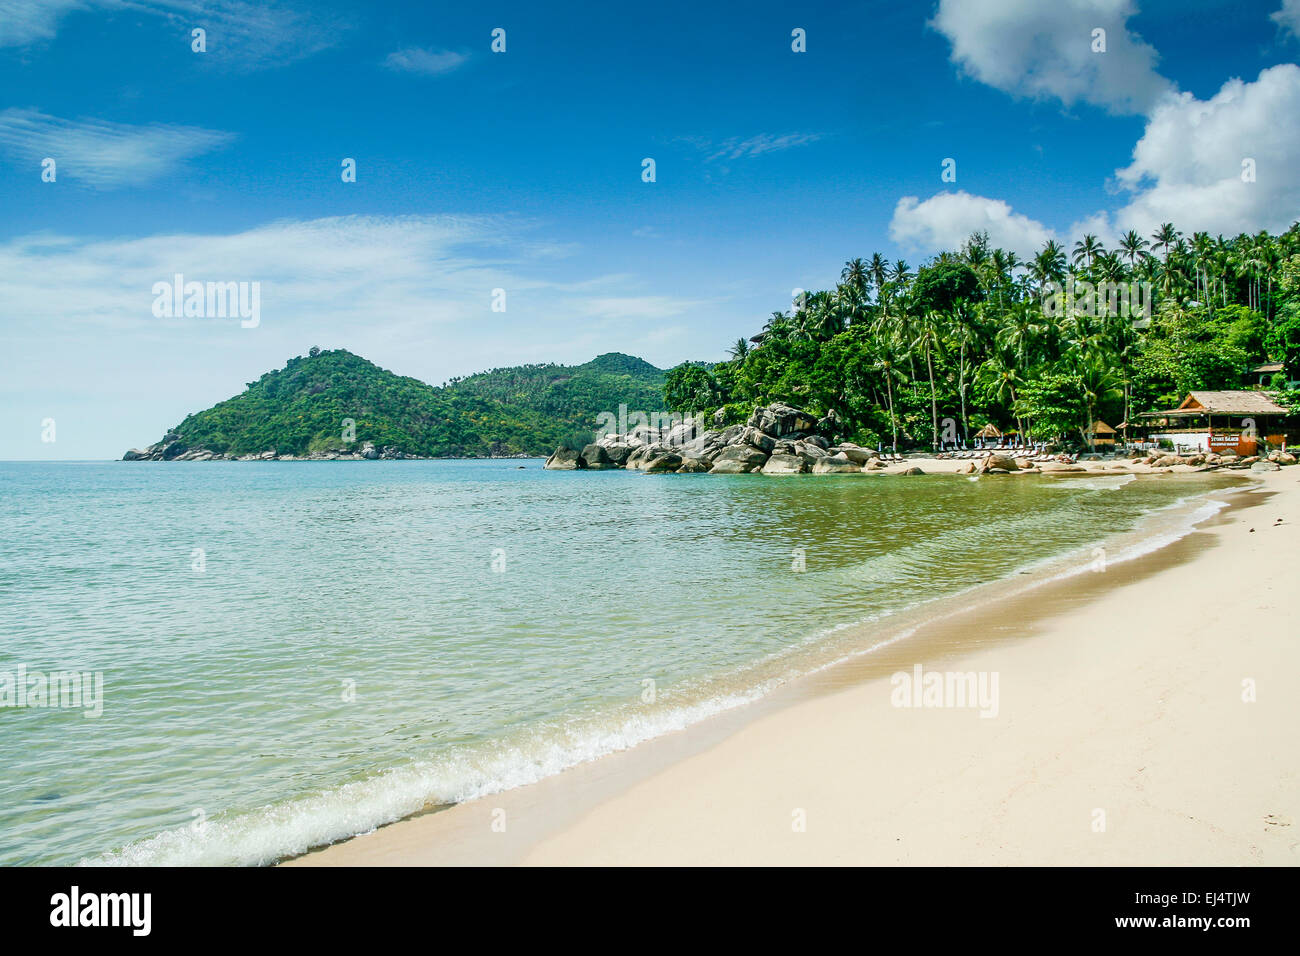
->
[1,0,1298,459]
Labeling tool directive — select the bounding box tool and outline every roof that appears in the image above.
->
[974,423,1001,438]
[1139,390,1289,418]
[1089,420,1117,434]
[1252,362,1284,373]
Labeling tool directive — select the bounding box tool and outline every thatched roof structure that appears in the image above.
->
[1139,391,1289,419]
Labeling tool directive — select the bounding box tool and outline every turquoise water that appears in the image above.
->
[0,460,1231,865]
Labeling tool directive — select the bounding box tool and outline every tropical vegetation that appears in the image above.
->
[663,223,1300,450]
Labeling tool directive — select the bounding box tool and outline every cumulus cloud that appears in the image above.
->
[1273,0,1300,38]
[930,0,1173,114]
[383,47,469,76]
[0,108,235,186]
[1111,64,1300,235]
[889,191,1057,258]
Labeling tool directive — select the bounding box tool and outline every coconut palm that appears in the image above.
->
[1119,230,1150,270]
[1072,234,1104,271]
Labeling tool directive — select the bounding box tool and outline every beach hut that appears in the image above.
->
[974,424,1001,440]
[1086,420,1116,446]
[1137,390,1293,454]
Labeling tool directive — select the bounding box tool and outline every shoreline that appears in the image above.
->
[289,469,1295,866]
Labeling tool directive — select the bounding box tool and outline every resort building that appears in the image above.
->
[1137,391,1293,454]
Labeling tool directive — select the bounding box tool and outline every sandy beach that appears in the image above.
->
[292,467,1299,866]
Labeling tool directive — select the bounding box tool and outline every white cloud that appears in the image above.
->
[1273,0,1300,38]
[930,0,1173,114]
[0,0,85,47]
[566,295,710,323]
[1110,64,1300,235]
[889,191,1057,258]
[0,1,342,66]
[383,47,469,76]
[702,132,822,162]
[680,132,822,163]
[0,108,234,186]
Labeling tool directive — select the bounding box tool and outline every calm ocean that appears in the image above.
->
[0,460,1233,865]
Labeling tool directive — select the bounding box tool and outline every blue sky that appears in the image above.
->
[2,0,1298,458]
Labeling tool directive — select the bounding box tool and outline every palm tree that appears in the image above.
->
[911,310,946,448]
[1150,222,1180,268]
[976,349,1025,437]
[1031,240,1066,290]
[727,338,749,360]
[1119,230,1149,270]
[871,343,906,452]
[867,253,889,303]
[1072,234,1104,271]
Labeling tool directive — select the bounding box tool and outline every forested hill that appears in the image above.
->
[145,349,665,458]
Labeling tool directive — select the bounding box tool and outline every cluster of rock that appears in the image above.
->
[1131,449,1297,473]
[545,403,910,476]
[123,438,420,461]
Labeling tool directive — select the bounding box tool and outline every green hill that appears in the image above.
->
[156,349,666,458]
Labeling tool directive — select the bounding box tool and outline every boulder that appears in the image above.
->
[830,444,876,465]
[643,453,684,473]
[979,453,1017,474]
[1251,460,1281,472]
[580,443,617,469]
[901,466,925,476]
[713,444,769,468]
[662,420,700,447]
[761,453,807,474]
[708,459,755,474]
[1152,455,1183,468]
[864,459,886,471]
[122,449,149,461]
[711,407,728,428]
[738,426,776,454]
[543,447,586,470]
[811,457,861,474]
[794,441,829,461]
[747,403,818,438]
[602,442,635,465]
[676,457,710,473]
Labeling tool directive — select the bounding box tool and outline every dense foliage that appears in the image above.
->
[663,223,1300,449]
[169,350,665,457]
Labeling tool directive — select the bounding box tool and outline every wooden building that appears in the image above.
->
[1137,391,1291,455]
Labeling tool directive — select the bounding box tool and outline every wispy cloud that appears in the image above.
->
[0,1,344,68]
[689,132,823,163]
[0,0,84,47]
[383,47,469,76]
[0,108,235,186]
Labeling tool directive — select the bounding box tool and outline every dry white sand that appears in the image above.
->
[292,469,1299,866]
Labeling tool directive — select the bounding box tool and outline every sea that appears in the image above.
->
[0,459,1239,865]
